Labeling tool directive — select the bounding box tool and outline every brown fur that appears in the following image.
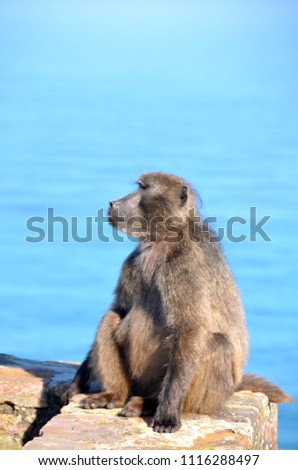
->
[237,374,292,403]
[62,172,291,432]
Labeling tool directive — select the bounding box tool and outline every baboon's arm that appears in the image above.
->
[151,330,200,433]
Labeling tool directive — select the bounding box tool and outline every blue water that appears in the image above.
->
[0,0,297,449]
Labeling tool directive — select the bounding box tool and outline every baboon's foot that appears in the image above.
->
[80,392,125,409]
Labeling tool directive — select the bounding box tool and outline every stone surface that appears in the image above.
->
[23,392,277,450]
[0,354,78,449]
[0,354,278,451]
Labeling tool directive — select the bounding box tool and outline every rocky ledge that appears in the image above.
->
[0,354,277,450]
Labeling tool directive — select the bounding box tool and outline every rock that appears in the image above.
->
[0,354,78,449]
[24,391,277,450]
[0,354,278,450]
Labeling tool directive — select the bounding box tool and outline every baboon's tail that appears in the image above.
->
[236,373,293,403]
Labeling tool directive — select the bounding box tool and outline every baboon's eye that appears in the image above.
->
[138,181,149,190]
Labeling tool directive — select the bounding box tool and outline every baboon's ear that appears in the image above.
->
[180,185,188,206]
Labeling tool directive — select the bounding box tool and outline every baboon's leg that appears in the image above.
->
[183,333,234,414]
[80,310,130,409]
[118,396,158,417]
[60,353,93,405]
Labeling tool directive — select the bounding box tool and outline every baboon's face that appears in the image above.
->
[108,172,194,239]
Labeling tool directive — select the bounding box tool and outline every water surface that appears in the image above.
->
[0,0,297,449]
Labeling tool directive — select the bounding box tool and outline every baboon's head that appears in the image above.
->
[108,172,197,240]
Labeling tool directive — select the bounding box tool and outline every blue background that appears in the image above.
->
[0,0,297,449]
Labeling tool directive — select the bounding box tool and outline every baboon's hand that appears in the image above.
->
[150,409,181,433]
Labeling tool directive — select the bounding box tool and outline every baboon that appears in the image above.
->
[62,172,291,433]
